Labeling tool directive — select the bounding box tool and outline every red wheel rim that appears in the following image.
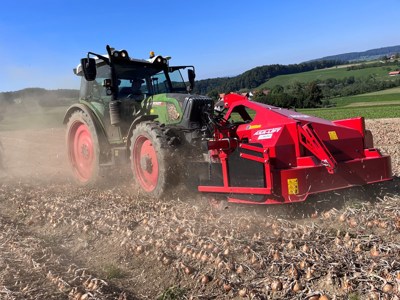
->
[69,122,95,182]
[133,135,159,192]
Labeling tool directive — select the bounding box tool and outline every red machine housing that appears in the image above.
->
[198,94,392,204]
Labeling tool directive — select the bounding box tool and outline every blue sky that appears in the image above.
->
[1,0,399,92]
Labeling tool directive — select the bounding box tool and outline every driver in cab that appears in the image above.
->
[129,78,144,102]
[119,78,145,101]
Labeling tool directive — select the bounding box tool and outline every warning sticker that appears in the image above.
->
[246,124,262,130]
[287,178,299,195]
[328,131,338,140]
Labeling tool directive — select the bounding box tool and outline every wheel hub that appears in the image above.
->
[140,155,153,173]
[133,136,159,192]
[67,120,96,184]
[81,144,90,159]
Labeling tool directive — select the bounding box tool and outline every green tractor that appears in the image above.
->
[64,45,214,197]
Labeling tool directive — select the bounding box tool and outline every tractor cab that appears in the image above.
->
[75,48,195,101]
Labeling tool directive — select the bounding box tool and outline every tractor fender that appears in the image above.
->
[63,103,110,151]
[126,115,158,148]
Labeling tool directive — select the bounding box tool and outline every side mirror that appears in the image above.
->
[81,58,96,81]
[188,69,195,91]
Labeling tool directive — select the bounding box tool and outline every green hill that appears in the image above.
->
[334,86,400,107]
[251,59,400,110]
[193,60,343,96]
[192,45,400,97]
[258,63,398,90]
[308,45,400,62]
[299,87,400,120]
[0,88,78,106]
[0,88,78,128]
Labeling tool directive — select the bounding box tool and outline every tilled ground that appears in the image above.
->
[0,119,399,300]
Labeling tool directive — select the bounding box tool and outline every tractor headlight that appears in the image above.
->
[152,55,168,65]
[112,50,129,59]
[120,50,129,58]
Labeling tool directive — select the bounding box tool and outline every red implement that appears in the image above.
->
[198,94,392,204]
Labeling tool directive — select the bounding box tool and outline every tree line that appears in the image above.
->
[0,88,79,107]
[346,59,399,71]
[193,57,400,109]
[252,75,400,109]
[192,60,346,96]
[309,45,400,62]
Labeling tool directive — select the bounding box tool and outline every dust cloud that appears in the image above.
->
[0,93,71,182]
[0,94,7,175]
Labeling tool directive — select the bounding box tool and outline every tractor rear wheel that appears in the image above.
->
[130,122,177,198]
[66,110,100,185]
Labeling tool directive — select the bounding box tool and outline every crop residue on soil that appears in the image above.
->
[0,119,399,299]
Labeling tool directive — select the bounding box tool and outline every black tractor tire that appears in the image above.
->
[130,122,179,198]
[66,110,101,186]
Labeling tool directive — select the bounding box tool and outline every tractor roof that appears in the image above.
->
[74,50,170,76]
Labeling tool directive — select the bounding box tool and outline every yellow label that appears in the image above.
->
[247,124,262,130]
[328,131,338,140]
[287,178,299,195]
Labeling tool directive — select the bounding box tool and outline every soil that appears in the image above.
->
[0,119,399,300]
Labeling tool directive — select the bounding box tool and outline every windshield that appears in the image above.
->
[115,64,188,99]
[151,69,187,94]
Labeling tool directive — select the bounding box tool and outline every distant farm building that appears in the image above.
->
[262,90,271,96]
[388,71,400,76]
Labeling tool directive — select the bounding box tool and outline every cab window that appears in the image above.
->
[80,65,111,102]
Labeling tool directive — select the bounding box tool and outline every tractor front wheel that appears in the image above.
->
[66,110,100,185]
[130,122,177,198]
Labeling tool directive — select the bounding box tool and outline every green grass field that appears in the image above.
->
[258,64,398,89]
[257,66,400,119]
[333,87,400,107]
[299,104,399,120]
[0,105,68,131]
[300,87,400,120]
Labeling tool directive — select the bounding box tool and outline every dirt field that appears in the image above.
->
[0,119,399,300]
